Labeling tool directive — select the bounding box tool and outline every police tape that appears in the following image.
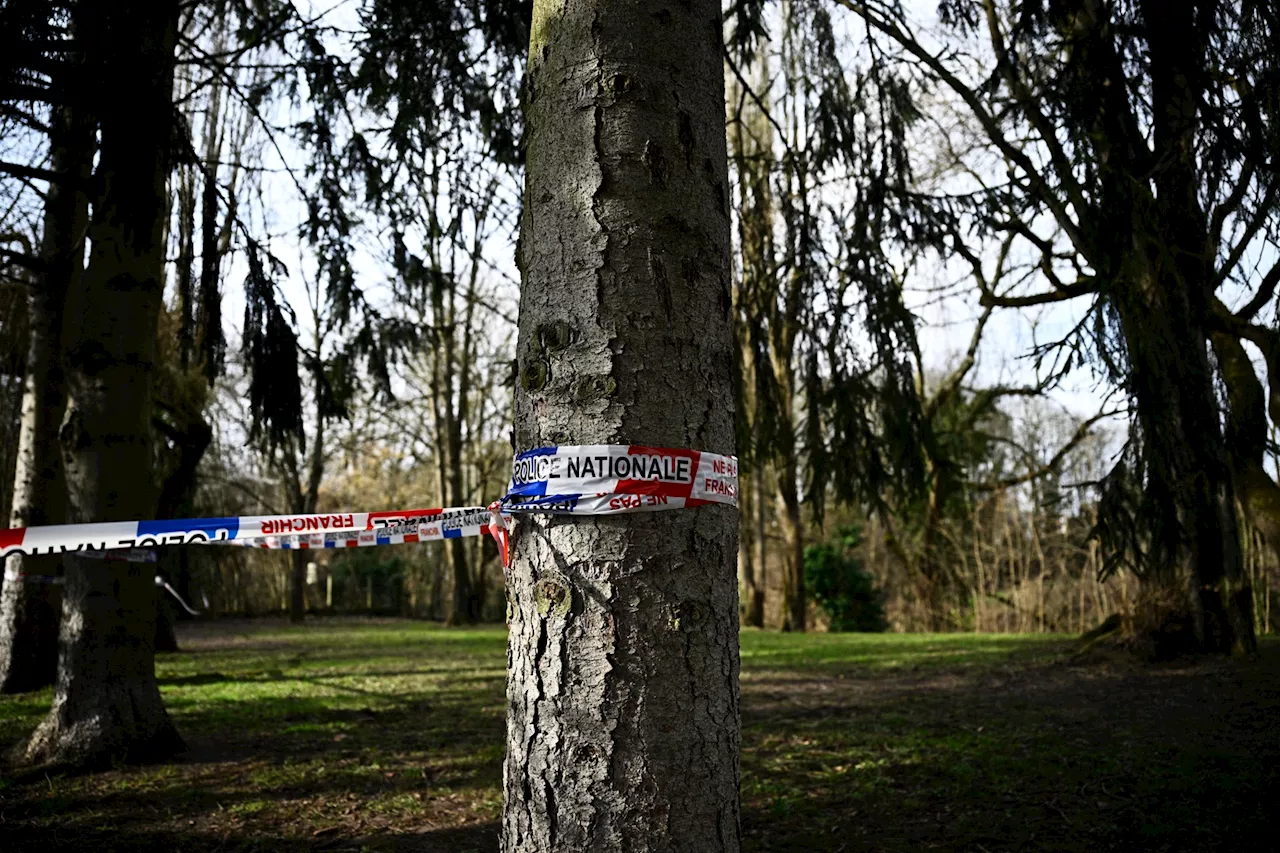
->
[225,507,494,551]
[0,506,492,560]
[0,445,738,569]
[502,444,738,513]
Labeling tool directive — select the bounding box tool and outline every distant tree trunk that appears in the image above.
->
[153,416,213,652]
[776,458,805,631]
[290,548,309,620]
[736,459,764,628]
[440,402,474,624]
[18,0,183,769]
[502,1,740,849]
[0,96,93,694]
[428,260,477,626]
[286,369,325,623]
[754,459,768,627]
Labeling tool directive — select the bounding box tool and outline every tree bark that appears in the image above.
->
[776,459,805,632]
[287,369,325,623]
[290,548,309,620]
[0,98,92,694]
[735,459,764,628]
[503,1,740,850]
[153,415,213,651]
[1105,0,1253,656]
[18,0,183,769]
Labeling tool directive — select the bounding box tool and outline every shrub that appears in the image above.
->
[804,526,887,632]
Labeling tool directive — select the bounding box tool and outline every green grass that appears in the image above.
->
[738,628,1067,671]
[1,620,1276,852]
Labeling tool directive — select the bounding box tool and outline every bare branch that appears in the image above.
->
[969,410,1116,492]
[0,159,64,185]
[979,277,1097,308]
[831,0,1090,259]
[1236,258,1280,321]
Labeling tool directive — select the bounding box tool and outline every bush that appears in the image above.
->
[804,526,887,632]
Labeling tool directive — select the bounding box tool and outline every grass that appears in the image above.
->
[1,619,1277,852]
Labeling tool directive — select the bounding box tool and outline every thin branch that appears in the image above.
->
[1236,258,1280,321]
[832,0,1090,258]
[969,410,1115,492]
[0,159,64,185]
[979,277,1097,308]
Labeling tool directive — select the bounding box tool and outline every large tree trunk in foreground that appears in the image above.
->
[1118,3,1252,657]
[18,0,183,768]
[503,1,740,850]
[0,101,92,694]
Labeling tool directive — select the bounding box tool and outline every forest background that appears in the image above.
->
[1,0,1276,646]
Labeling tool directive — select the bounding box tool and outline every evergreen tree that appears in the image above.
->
[503,0,741,848]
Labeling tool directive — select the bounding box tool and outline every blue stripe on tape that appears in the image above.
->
[501,494,581,512]
[137,518,240,539]
[443,528,462,539]
[514,446,558,460]
[505,480,549,497]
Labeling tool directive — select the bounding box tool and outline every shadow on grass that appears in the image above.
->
[0,822,500,853]
[3,625,1279,853]
[739,648,1280,853]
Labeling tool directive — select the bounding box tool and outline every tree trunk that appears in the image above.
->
[736,460,764,628]
[1082,0,1255,656]
[290,548,308,620]
[445,536,473,626]
[752,458,768,628]
[154,594,179,654]
[503,2,740,850]
[916,472,955,632]
[776,460,805,632]
[18,0,183,769]
[0,100,92,694]
[153,416,213,652]
[289,379,325,624]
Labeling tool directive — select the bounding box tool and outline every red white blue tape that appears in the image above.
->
[227,507,494,550]
[0,506,493,560]
[0,446,737,570]
[500,445,738,513]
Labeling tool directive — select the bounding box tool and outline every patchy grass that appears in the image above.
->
[0,619,1277,852]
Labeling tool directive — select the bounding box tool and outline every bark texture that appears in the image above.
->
[0,100,92,694]
[1099,1,1253,655]
[18,0,183,768]
[503,1,740,850]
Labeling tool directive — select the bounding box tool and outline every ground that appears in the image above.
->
[0,620,1277,852]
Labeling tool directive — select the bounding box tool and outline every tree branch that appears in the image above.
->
[0,159,65,184]
[969,410,1115,492]
[1214,178,1279,289]
[926,305,993,421]
[979,277,1097,308]
[832,0,1090,259]
[1236,258,1280,322]
[981,0,1090,224]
